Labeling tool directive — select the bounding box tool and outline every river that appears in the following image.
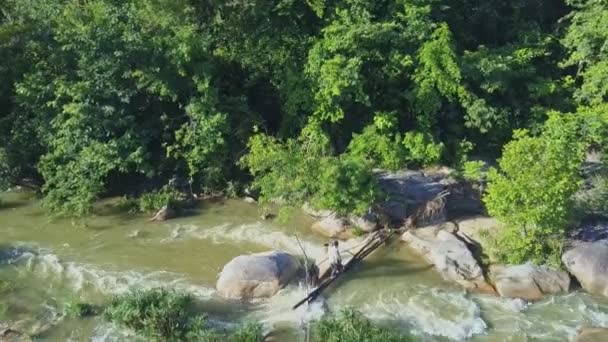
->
[1,191,608,341]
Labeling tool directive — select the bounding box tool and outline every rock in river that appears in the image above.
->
[310,214,351,239]
[576,326,608,342]
[149,205,175,222]
[402,222,494,293]
[562,240,608,297]
[217,251,301,299]
[490,263,570,301]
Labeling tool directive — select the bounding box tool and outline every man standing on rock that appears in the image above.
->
[328,240,343,277]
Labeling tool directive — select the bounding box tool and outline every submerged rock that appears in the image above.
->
[490,264,570,301]
[402,222,494,293]
[0,324,31,342]
[216,251,301,299]
[149,205,175,222]
[243,196,257,204]
[562,240,608,297]
[576,326,608,342]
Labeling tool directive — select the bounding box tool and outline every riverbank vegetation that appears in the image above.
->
[0,0,607,265]
[104,289,263,341]
[313,308,413,341]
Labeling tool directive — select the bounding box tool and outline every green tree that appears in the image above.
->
[483,113,587,265]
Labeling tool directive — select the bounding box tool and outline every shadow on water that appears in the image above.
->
[0,200,27,211]
[347,259,434,281]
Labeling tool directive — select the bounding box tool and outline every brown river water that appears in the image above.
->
[1,191,608,341]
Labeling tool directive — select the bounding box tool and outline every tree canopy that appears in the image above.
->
[0,0,606,225]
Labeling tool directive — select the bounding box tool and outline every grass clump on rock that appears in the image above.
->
[104,288,263,341]
[313,309,414,342]
[64,301,99,318]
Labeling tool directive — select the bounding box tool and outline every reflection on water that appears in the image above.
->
[1,191,608,341]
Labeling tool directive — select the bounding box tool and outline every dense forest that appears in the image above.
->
[0,0,607,265]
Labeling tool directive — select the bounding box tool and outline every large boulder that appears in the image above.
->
[562,240,608,297]
[402,222,494,293]
[217,251,301,299]
[378,170,445,226]
[490,264,570,301]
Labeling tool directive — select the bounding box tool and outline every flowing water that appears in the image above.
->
[1,191,608,341]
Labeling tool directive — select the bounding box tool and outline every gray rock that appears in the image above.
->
[149,205,175,222]
[402,222,494,293]
[349,209,379,233]
[311,214,351,239]
[456,216,501,243]
[562,240,608,297]
[301,203,334,218]
[243,196,257,204]
[490,263,570,301]
[216,251,301,299]
[378,170,445,225]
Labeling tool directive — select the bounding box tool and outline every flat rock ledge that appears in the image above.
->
[402,222,495,294]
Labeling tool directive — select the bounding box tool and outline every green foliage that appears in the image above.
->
[484,114,587,265]
[64,301,99,318]
[579,174,608,216]
[229,323,264,342]
[312,309,413,342]
[104,288,263,342]
[562,0,608,106]
[462,161,486,183]
[104,289,200,340]
[114,196,140,213]
[402,132,445,167]
[0,0,604,239]
[346,112,406,171]
[243,122,379,216]
[139,187,180,213]
[311,157,379,216]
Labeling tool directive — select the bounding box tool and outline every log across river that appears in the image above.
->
[293,230,396,310]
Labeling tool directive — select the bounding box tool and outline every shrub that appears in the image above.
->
[462,160,485,183]
[578,174,608,216]
[484,115,587,265]
[64,301,99,318]
[229,323,264,342]
[312,309,413,342]
[104,289,263,342]
[114,196,140,213]
[243,122,379,216]
[139,186,180,213]
[402,131,444,168]
[311,157,379,216]
[104,289,204,340]
[347,112,406,171]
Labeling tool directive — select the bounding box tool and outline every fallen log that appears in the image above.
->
[292,230,395,310]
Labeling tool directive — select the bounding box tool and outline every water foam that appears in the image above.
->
[6,245,216,299]
[169,222,366,261]
[364,287,487,340]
